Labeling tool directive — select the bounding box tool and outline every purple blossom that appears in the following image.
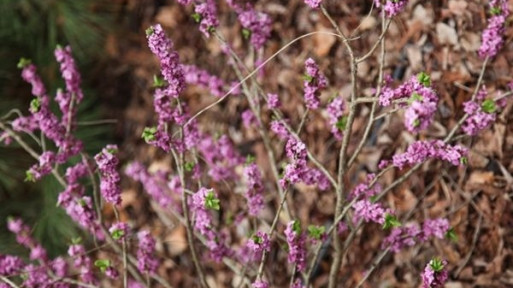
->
[105,266,119,279]
[0,255,25,276]
[182,64,225,97]
[27,151,56,180]
[68,244,95,283]
[243,163,265,216]
[374,0,408,17]
[350,174,380,199]
[382,224,420,252]
[242,109,258,128]
[462,88,499,135]
[195,0,219,37]
[197,135,243,181]
[421,259,449,288]
[303,58,327,109]
[238,8,272,50]
[479,0,509,59]
[59,194,103,239]
[246,231,271,257]
[20,63,46,97]
[23,264,50,287]
[267,93,281,109]
[54,45,83,104]
[390,140,467,169]
[379,74,438,133]
[137,231,159,274]
[326,96,346,140]
[51,257,68,278]
[421,218,449,241]
[252,280,269,288]
[352,200,389,225]
[190,187,216,239]
[304,0,322,9]
[95,145,122,205]
[125,162,175,208]
[7,218,48,262]
[109,222,131,242]
[146,24,185,98]
[285,221,307,272]
[270,120,290,140]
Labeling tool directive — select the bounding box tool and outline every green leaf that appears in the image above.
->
[153,75,167,88]
[191,13,201,23]
[445,227,458,242]
[292,220,301,234]
[408,92,423,105]
[184,162,195,172]
[382,214,401,230]
[490,7,501,15]
[481,99,496,114]
[94,259,111,272]
[417,72,431,87]
[429,258,444,272]
[252,234,263,244]
[142,126,157,142]
[111,229,124,240]
[145,27,155,36]
[17,58,32,69]
[25,170,35,182]
[242,28,251,39]
[71,237,82,245]
[204,191,220,210]
[302,74,314,83]
[412,118,420,128]
[336,116,348,131]
[460,156,468,165]
[307,225,325,239]
[30,98,41,113]
[246,155,255,164]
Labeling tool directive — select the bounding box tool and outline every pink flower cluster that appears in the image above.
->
[352,200,390,225]
[0,254,24,276]
[267,93,281,109]
[227,0,272,50]
[94,145,122,205]
[382,218,449,252]
[285,220,307,272]
[68,244,96,283]
[125,162,177,209]
[137,231,159,274]
[195,0,219,37]
[245,231,271,261]
[478,0,509,59]
[7,218,48,262]
[182,64,226,97]
[350,174,381,199]
[197,135,244,181]
[109,222,131,242]
[325,96,346,140]
[374,0,408,17]
[190,188,231,261]
[379,74,438,133]
[252,280,270,288]
[304,0,322,9]
[280,137,331,190]
[462,87,503,136]
[421,259,449,288]
[380,140,467,170]
[58,161,103,239]
[303,58,327,110]
[243,163,265,216]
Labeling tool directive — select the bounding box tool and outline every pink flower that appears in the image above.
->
[421,259,449,288]
[352,200,389,225]
[326,96,346,140]
[243,163,265,216]
[303,58,327,109]
[374,0,408,17]
[267,93,281,109]
[304,0,322,9]
[94,145,122,205]
[285,221,307,272]
[182,64,225,97]
[478,0,509,59]
[195,0,219,37]
[137,231,159,274]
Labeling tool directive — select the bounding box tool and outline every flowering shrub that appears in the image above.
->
[1,0,512,287]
